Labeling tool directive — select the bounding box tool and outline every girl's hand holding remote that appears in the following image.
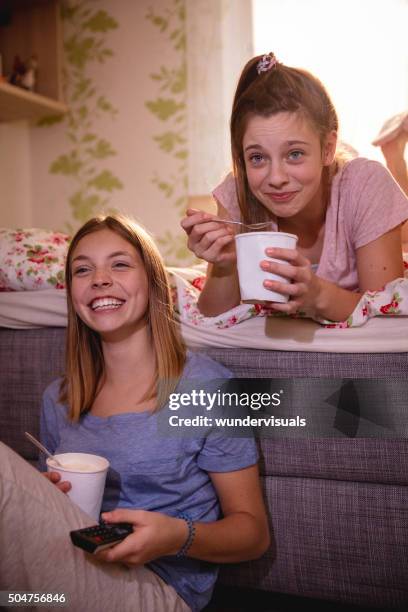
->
[180,208,236,270]
[260,246,321,315]
[95,508,188,566]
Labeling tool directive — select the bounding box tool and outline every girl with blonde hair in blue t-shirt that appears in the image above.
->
[0,213,269,612]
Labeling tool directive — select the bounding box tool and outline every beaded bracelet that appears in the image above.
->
[176,512,196,558]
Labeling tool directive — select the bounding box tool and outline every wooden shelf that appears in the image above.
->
[0,80,67,122]
[0,0,66,122]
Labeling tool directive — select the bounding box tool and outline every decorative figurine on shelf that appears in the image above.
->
[9,54,38,92]
[20,55,38,91]
[9,55,26,87]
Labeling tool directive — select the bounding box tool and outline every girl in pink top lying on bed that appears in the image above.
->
[181,53,408,322]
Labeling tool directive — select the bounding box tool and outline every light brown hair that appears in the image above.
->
[231,54,342,225]
[60,213,186,422]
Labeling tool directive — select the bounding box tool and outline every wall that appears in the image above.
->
[186,0,252,196]
[0,121,32,226]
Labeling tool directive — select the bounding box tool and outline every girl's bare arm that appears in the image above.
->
[98,464,270,565]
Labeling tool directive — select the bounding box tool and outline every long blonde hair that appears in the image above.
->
[60,213,186,422]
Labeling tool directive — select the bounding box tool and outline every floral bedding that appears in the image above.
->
[0,229,70,291]
[1,227,407,330]
[169,257,408,330]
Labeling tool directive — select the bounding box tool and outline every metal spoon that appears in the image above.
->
[24,432,63,467]
[216,219,276,230]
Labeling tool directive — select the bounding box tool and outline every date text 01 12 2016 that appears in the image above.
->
[0,592,67,607]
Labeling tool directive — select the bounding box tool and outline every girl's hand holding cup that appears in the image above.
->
[180,208,236,270]
[260,246,321,315]
[42,470,72,494]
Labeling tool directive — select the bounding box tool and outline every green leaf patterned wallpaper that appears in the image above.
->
[38,0,193,265]
[145,0,193,264]
[39,0,123,233]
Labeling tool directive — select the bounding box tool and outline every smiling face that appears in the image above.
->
[70,228,149,340]
[242,111,337,223]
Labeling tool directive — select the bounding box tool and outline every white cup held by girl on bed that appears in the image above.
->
[47,452,109,520]
[235,231,298,304]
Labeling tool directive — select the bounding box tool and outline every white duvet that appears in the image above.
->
[1,286,408,353]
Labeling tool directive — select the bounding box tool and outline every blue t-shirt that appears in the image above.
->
[39,351,258,612]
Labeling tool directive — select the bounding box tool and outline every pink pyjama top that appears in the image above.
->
[212,158,408,291]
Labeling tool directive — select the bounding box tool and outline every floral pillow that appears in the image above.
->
[0,228,70,291]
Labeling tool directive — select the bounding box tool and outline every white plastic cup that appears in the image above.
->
[235,231,298,304]
[47,452,109,521]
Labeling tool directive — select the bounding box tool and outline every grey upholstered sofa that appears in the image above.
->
[1,327,408,610]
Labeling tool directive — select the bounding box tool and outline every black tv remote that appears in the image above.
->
[70,522,134,554]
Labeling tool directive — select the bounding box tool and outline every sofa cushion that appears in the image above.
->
[258,438,408,486]
[1,328,408,486]
[0,328,66,461]
[218,475,408,608]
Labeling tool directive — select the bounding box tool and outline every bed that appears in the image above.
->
[1,286,408,375]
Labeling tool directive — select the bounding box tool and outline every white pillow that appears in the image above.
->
[0,228,70,291]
